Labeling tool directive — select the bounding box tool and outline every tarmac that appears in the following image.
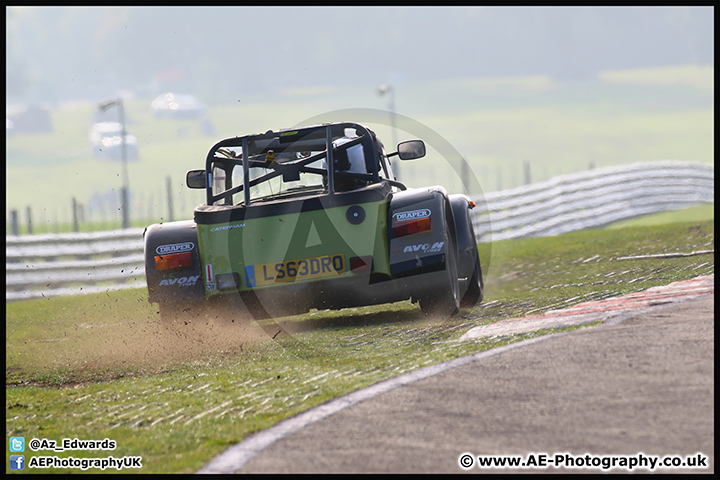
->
[199,276,714,474]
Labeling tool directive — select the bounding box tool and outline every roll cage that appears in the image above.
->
[194,122,406,207]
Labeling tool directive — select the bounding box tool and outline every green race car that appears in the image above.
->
[144,122,483,322]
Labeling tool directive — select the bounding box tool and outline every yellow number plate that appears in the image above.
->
[245,254,346,287]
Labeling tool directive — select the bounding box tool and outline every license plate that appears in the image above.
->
[245,254,346,287]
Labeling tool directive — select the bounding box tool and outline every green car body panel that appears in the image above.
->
[195,196,390,296]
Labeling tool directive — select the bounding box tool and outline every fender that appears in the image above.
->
[144,220,206,304]
[387,186,454,278]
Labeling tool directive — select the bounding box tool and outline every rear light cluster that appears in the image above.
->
[155,252,193,271]
[393,217,431,237]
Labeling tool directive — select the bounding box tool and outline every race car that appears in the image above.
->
[144,122,483,322]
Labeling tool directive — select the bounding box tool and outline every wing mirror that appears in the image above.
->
[186,170,207,189]
[397,140,426,160]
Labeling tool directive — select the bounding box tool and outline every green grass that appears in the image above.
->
[604,204,714,229]
[5,218,714,473]
[5,65,714,234]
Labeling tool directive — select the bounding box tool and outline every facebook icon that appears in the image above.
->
[10,454,25,470]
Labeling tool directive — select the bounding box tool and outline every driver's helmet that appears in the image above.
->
[328,137,370,191]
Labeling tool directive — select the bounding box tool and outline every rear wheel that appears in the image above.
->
[461,252,484,307]
[419,221,460,318]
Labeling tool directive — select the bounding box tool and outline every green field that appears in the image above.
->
[5,217,714,473]
[5,65,714,234]
[605,204,714,229]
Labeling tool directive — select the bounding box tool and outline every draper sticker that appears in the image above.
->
[156,242,194,255]
[392,209,431,224]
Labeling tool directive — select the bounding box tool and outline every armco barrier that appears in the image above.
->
[470,161,713,243]
[6,228,146,302]
[5,161,714,301]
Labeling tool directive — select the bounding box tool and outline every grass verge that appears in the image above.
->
[5,219,714,473]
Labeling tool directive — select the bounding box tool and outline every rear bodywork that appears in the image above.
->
[144,122,482,319]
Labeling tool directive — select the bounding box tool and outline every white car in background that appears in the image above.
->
[89,121,139,160]
[151,92,206,119]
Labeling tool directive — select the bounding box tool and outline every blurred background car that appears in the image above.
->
[89,121,139,161]
[6,104,53,134]
[150,92,206,119]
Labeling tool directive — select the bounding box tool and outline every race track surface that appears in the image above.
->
[200,275,714,474]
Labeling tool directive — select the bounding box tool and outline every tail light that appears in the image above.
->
[155,252,193,271]
[393,217,431,237]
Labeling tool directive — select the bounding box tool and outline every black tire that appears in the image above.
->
[461,251,484,308]
[419,219,460,318]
